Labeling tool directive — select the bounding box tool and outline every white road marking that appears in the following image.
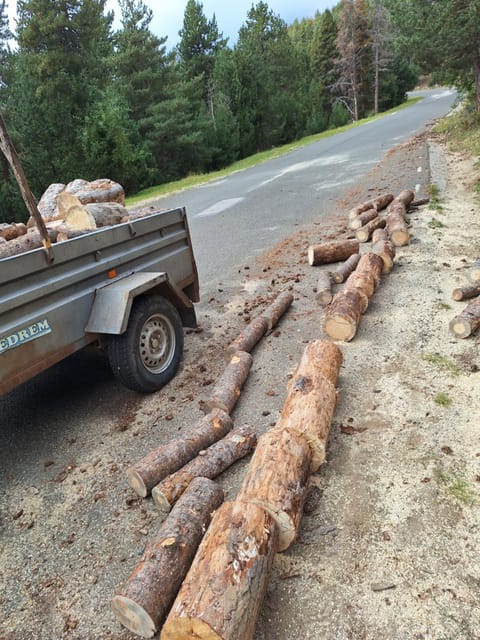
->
[417,166,423,173]
[415,184,421,193]
[195,198,244,218]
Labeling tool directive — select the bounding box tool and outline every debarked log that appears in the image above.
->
[236,427,311,551]
[308,239,360,266]
[449,297,480,338]
[127,409,233,497]
[201,351,253,415]
[160,501,278,640]
[275,339,342,472]
[112,477,224,639]
[152,424,257,515]
[226,316,269,358]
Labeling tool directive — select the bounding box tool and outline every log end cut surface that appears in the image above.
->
[111,595,156,639]
[126,467,148,498]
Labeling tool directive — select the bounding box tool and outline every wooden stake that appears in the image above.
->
[127,409,233,497]
[152,425,257,515]
[160,501,278,640]
[236,427,312,551]
[452,283,480,301]
[201,351,253,415]
[315,270,333,305]
[112,477,224,639]
[449,298,480,338]
[260,290,294,332]
[308,239,360,266]
[226,316,268,357]
[332,253,361,284]
[355,217,386,243]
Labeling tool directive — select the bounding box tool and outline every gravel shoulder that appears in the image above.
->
[1,133,479,640]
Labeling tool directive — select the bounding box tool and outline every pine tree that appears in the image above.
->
[368,0,393,114]
[309,9,339,129]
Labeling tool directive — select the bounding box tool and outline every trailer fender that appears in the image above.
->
[85,272,197,335]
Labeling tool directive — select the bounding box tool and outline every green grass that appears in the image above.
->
[434,392,453,407]
[434,470,477,506]
[428,183,444,211]
[436,302,452,311]
[428,218,445,228]
[126,97,423,205]
[422,353,462,376]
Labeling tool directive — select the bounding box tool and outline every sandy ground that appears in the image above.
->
[0,133,479,640]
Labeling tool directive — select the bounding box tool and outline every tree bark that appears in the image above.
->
[152,425,257,515]
[236,427,312,551]
[226,317,269,358]
[112,477,224,639]
[332,253,361,284]
[348,193,394,220]
[259,290,294,332]
[127,410,233,497]
[315,270,333,305]
[371,227,387,244]
[274,340,342,472]
[308,239,360,266]
[473,47,480,114]
[201,351,253,415]
[355,216,386,243]
[390,189,415,208]
[324,288,365,342]
[349,208,378,230]
[55,226,95,242]
[85,202,129,227]
[386,202,409,246]
[120,207,167,223]
[371,238,395,274]
[0,222,27,241]
[160,501,278,640]
[0,229,57,259]
[449,298,480,338]
[452,283,480,302]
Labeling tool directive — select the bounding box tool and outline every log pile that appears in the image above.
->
[160,340,342,639]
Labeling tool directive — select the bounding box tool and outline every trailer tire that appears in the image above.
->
[107,296,184,393]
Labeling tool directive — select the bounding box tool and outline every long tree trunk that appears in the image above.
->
[112,478,224,639]
[161,501,278,640]
[201,351,253,415]
[473,47,480,113]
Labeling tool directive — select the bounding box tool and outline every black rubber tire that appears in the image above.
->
[107,296,184,393]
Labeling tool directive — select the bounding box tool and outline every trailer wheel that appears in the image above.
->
[107,296,184,393]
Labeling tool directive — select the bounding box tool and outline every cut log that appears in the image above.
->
[315,270,333,305]
[0,222,27,241]
[386,202,409,246]
[308,239,360,266]
[410,197,430,208]
[259,290,294,332]
[371,227,388,244]
[236,427,312,551]
[112,477,224,639]
[127,409,233,497]
[226,316,269,357]
[449,298,480,338]
[66,177,125,206]
[37,183,66,222]
[0,228,57,259]
[85,202,129,227]
[392,189,415,208]
[57,192,97,231]
[355,216,386,243]
[371,238,395,274]
[349,208,378,230]
[152,424,257,515]
[324,288,367,341]
[345,270,377,298]
[332,253,361,284]
[55,226,95,242]
[467,259,480,283]
[121,206,167,222]
[274,339,342,472]
[160,501,278,640]
[348,193,394,220]
[452,283,480,302]
[201,351,253,415]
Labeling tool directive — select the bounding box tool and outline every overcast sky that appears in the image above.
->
[7,1,337,48]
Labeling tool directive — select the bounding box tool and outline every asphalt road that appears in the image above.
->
[147,88,457,290]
